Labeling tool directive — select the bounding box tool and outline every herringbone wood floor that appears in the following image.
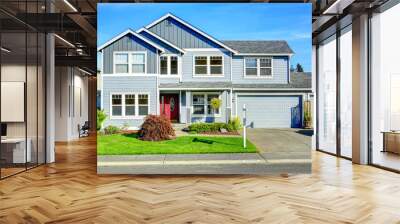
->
[1,135,400,224]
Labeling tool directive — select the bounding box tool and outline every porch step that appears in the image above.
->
[172,123,188,131]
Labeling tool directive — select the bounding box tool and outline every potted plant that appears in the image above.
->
[304,109,312,129]
[210,98,221,115]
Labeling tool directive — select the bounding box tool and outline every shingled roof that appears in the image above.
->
[159,73,311,90]
[222,40,294,54]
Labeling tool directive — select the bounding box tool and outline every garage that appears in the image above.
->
[237,95,302,128]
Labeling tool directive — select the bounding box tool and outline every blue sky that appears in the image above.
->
[98,3,311,71]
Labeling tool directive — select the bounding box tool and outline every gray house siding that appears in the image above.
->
[182,50,231,82]
[139,31,182,54]
[180,91,187,123]
[103,76,158,128]
[159,77,180,84]
[232,56,289,84]
[103,35,159,74]
[148,17,222,49]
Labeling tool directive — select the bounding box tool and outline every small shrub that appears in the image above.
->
[228,116,242,131]
[226,123,235,132]
[188,122,229,133]
[139,115,175,141]
[97,109,107,130]
[104,125,120,135]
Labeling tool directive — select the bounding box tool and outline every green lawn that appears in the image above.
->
[97,134,257,155]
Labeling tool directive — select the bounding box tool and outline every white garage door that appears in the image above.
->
[237,95,302,128]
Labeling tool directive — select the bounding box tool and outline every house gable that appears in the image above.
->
[102,33,160,74]
[138,28,184,54]
[145,13,238,53]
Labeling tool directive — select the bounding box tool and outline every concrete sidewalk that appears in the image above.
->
[97,153,311,174]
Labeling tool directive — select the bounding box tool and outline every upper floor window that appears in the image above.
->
[110,93,149,118]
[132,53,145,73]
[115,53,129,73]
[113,52,146,74]
[160,55,178,76]
[244,57,273,78]
[194,56,223,76]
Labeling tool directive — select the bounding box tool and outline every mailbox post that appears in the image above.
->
[243,104,247,148]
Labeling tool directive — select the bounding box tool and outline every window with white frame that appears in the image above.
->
[132,53,145,73]
[160,56,168,75]
[194,56,208,75]
[245,57,272,77]
[110,93,149,117]
[194,56,223,76]
[193,94,205,115]
[160,55,178,75]
[111,94,123,116]
[259,58,272,76]
[192,93,221,116]
[245,58,257,76]
[125,94,135,116]
[170,56,178,75]
[114,53,129,73]
[113,52,146,74]
[138,94,149,116]
[210,56,223,75]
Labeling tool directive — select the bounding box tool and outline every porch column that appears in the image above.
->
[352,14,369,164]
[186,91,191,124]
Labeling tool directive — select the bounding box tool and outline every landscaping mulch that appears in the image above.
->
[196,131,240,136]
[119,130,139,134]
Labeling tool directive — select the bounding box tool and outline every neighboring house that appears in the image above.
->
[98,13,312,129]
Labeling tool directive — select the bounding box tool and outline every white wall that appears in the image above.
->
[54,67,89,141]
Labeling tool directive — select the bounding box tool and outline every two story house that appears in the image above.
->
[98,13,311,129]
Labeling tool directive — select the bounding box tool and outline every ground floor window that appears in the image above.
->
[111,93,149,117]
[138,94,149,116]
[192,93,221,116]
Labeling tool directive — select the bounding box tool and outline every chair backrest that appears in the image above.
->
[82,121,90,129]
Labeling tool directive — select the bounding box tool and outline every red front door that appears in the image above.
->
[160,94,179,122]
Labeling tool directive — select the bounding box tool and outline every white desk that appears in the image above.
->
[1,138,31,163]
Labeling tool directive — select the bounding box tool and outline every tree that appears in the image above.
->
[296,63,304,72]
[290,64,295,72]
[97,109,107,130]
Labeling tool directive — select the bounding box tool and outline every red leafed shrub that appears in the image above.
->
[139,115,175,141]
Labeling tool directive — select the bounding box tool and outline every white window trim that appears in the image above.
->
[113,51,147,75]
[243,57,273,79]
[191,92,222,117]
[159,54,181,78]
[192,55,224,77]
[110,92,150,119]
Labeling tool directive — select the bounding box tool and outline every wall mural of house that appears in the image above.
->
[98,13,312,129]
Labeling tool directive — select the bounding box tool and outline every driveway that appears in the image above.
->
[243,128,312,160]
